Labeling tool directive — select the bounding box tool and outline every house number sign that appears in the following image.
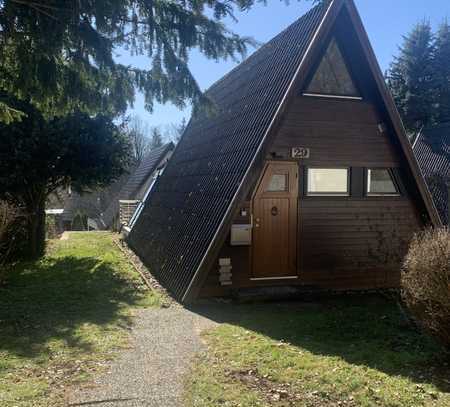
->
[291,147,310,159]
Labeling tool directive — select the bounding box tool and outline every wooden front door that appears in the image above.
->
[251,162,298,279]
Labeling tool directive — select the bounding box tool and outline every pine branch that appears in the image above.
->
[0,0,263,116]
[9,0,60,20]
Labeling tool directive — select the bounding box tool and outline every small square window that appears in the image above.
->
[367,169,399,196]
[307,168,349,196]
[266,174,288,192]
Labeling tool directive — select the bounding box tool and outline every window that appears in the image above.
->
[305,38,360,98]
[367,169,399,196]
[307,168,349,196]
[266,174,288,192]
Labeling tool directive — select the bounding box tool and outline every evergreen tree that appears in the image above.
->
[0,0,259,121]
[387,22,436,134]
[433,21,450,123]
[0,96,131,258]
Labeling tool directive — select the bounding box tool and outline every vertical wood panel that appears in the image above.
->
[252,162,298,278]
[253,198,291,277]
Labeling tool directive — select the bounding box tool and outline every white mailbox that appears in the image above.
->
[230,224,252,246]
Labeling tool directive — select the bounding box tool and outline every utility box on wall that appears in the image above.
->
[230,224,252,246]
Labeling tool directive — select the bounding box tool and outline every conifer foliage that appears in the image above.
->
[434,21,450,123]
[0,0,258,121]
[387,20,450,135]
[0,96,131,258]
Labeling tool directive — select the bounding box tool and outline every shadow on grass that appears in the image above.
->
[0,256,141,360]
[190,295,450,393]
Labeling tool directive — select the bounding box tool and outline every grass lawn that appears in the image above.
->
[0,232,162,407]
[186,297,450,407]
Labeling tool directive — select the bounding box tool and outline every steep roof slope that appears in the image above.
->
[127,1,333,300]
[102,142,174,227]
[413,124,450,224]
[118,142,174,200]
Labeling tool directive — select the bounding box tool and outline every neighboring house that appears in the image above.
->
[127,0,440,303]
[46,143,174,232]
[102,143,174,231]
[47,188,106,231]
[61,190,105,230]
[413,123,450,225]
[46,170,133,231]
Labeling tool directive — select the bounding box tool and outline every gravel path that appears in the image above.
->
[66,307,217,407]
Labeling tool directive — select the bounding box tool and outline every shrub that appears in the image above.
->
[0,201,27,281]
[402,228,450,350]
[0,201,17,256]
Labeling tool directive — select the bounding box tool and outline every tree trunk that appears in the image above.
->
[26,196,46,259]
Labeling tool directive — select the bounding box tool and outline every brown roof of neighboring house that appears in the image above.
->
[101,142,174,228]
[413,123,450,225]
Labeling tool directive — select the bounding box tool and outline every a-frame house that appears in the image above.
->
[128,0,441,303]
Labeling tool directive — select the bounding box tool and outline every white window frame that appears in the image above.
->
[303,93,363,101]
[306,167,350,197]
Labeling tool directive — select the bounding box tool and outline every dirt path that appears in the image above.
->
[66,307,217,407]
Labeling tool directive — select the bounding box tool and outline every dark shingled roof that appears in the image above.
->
[102,142,174,227]
[127,2,330,300]
[413,123,450,225]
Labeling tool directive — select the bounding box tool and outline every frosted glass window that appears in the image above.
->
[367,169,399,195]
[266,174,288,192]
[307,168,349,196]
[306,38,360,97]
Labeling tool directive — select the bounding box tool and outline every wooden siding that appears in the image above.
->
[271,97,400,166]
[199,96,424,298]
[298,199,421,289]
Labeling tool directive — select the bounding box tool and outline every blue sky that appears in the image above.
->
[121,0,449,131]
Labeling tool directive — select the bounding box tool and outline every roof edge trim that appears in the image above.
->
[412,126,424,149]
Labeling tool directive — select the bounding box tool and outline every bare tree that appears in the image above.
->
[166,118,187,144]
[149,126,164,150]
[127,116,152,163]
